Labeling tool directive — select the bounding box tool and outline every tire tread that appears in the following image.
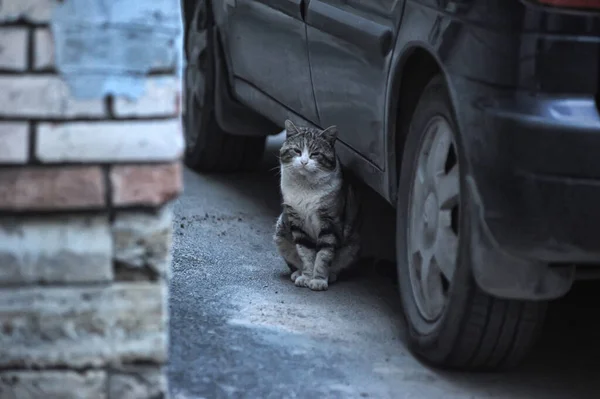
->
[186,116,266,173]
[449,289,546,370]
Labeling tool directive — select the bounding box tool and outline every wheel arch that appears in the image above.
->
[386,44,460,205]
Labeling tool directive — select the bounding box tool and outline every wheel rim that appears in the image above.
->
[407,116,460,322]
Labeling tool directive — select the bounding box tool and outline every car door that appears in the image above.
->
[226,0,320,124]
[305,0,402,169]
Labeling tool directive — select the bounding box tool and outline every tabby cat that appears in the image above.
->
[273,120,361,291]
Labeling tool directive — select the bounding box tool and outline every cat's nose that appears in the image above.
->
[300,159,308,165]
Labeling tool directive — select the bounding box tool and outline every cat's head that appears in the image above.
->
[279,120,338,179]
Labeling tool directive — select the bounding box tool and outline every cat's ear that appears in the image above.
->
[284,119,300,138]
[321,125,338,144]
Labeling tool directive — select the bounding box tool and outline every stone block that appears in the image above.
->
[0,167,105,211]
[0,216,113,284]
[0,282,168,368]
[0,371,106,399]
[0,28,28,70]
[0,76,105,119]
[113,207,173,280]
[111,163,183,207]
[0,123,28,164]
[109,366,167,399]
[37,120,184,162]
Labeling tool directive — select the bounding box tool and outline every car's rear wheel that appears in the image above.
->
[184,1,266,172]
[396,75,547,371]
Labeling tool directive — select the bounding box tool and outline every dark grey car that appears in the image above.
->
[182,0,600,371]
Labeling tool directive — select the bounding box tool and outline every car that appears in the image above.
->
[181,0,600,371]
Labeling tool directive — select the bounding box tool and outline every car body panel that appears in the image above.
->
[225,0,320,123]
[305,0,400,170]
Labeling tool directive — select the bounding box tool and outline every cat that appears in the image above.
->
[273,120,361,291]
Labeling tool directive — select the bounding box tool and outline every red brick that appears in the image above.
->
[0,167,105,211]
[111,163,182,207]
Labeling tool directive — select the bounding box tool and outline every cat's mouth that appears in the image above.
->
[296,164,316,175]
[281,162,320,177]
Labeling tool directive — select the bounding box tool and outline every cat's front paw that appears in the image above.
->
[290,270,302,282]
[308,279,328,291]
[294,275,310,287]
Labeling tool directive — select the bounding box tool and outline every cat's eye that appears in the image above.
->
[292,148,302,155]
[311,151,321,158]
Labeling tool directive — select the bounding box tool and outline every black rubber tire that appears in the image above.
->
[396,75,547,371]
[183,1,266,173]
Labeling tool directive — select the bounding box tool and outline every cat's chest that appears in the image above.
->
[283,188,323,237]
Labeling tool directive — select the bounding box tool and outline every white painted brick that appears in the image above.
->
[0,216,113,284]
[34,28,54,70]
[0,282,167,368]
[114,77,181,117]
[0,0,55,23]
[0,123,28,164]
[0,371,107,399]
[0,28,28,70]
[0,76,105,118]
[37,119,184,162]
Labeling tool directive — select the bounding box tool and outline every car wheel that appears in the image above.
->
[396,75,547,370]
[184,1,266,172]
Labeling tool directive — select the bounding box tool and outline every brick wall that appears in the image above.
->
[0,1,183,398]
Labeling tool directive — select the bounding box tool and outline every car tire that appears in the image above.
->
[396,75,547,371]
[183,1,266,173]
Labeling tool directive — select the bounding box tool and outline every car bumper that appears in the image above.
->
[456,78,600,264]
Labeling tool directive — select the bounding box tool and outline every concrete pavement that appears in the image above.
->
[169,134,599,399]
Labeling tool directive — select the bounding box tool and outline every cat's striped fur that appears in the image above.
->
[273,120,361,291]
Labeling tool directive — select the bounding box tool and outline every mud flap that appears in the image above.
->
[212,30,280,137]
[465,175,575,301]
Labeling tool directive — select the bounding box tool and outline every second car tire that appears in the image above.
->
[183,1,266,173]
